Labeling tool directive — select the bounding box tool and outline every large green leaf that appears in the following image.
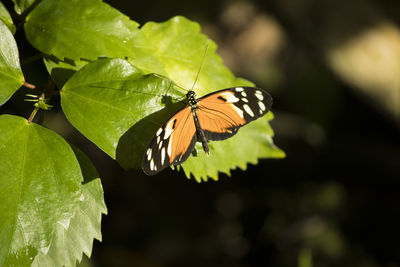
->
[0,2,16,34]
[0,20,24,106]
[12,0,36,15]
[130,16,251,96]
[61,16,284,181]
[0,115,105,266]
[131,17,285,180]
[32,170,106,267]
[31,147,106,266]
[24,0,139,61]
[61,58,183,161]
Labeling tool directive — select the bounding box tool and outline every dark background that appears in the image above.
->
[3,0,400,266]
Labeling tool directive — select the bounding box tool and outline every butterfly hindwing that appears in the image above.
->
[142,106,197,175]
[196,87,272,140]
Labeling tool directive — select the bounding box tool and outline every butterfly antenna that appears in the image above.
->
[153,73,188,93]
[191,43,209,91]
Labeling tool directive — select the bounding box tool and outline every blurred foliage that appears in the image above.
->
[1,0,400,266]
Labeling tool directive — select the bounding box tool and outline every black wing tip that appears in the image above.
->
[142,158,169,176]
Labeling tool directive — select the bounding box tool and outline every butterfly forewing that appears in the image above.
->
[142,106,197,175]
[197,87,272,140]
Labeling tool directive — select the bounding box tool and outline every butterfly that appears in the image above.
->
[142,86,273,175]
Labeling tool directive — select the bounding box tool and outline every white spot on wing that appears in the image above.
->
[157,135,161,144]
[258,101,266,112]
[156,128,163,136]
[167,139,172,157]
[150,159,154,170]
[164,119,175,139]
[241,92,247,97]
[232,104,244,118]
[147,149,152,161]
[243,104,254,117]
[219,92,239,103]
[161,147,165,165]
[255,91,263,100]
[242,98,248,103]
[158,140,163,149]
[235,87,244,92]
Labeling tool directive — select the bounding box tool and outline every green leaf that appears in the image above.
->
[61,58,183,162]
[43,56,88,89]
[181,113,286,182]
[32,155,106,267]
[0,115,84,266]
[60,16,284,180]
[12,0,36,15]
[24,0,139,61]
[0,20,24,106]
[130,16,250,96]
[0,2,16,34]
[131,16,285,180]
[32,146,106,266]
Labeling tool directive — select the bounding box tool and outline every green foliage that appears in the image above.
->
[0,0,284,265]
[182,113,285,181]
[12,0,36,15]
[129,16,249,93]
[0,115,106,266]
[298,248,313,267]
[25,0,139,61]
[61,58,182,160]
[0,20,24,106]
[0,2,16,34]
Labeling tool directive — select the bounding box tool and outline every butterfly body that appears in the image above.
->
[142,87,272,175]
[186,90,210,155]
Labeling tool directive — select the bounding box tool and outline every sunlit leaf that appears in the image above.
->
[24,0,138,61]
[0,20,24,106]
[32,174,106,267]
[130,16,250,96]
[0,2,16,34]
[130,16,284,180]
[0,115,106,266]
[61,16,284,181]
[61,58,183,163]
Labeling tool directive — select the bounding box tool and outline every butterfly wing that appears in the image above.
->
[142,106,197,175]
[197,87,272,140]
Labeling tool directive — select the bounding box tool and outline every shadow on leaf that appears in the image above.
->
[44,55,93,88]
[116,99,186,171]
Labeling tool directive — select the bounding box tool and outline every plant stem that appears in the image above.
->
[27,92,45,124]
[23,81,36,90]
[28,107,39,124]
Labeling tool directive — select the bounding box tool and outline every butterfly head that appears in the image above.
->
[186,90,197,108]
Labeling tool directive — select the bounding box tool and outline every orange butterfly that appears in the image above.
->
[142,86,272,175]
